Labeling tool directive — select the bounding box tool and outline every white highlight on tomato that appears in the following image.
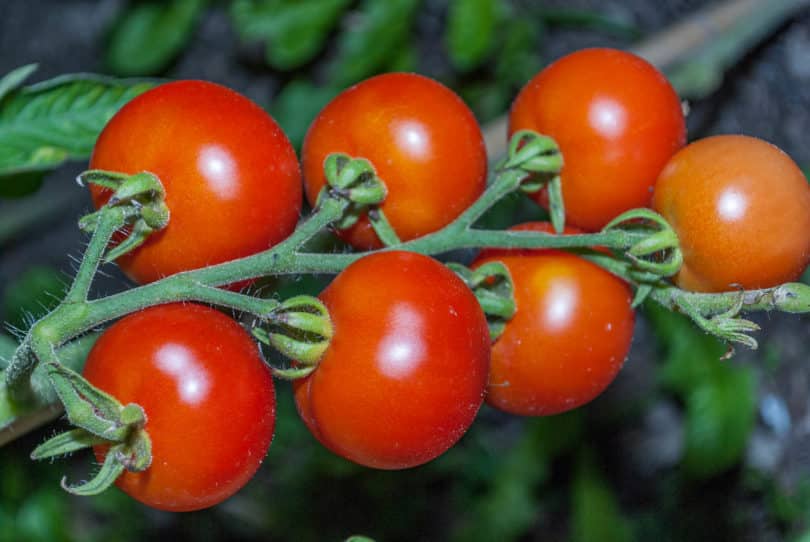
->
[155,343,211,405]
[377,303,426,379]
[199,145,238,199]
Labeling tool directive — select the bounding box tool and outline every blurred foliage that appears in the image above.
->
[647,303,757,479]
[105,0,209,76]
[571,449,633,542]
[3,265,67,332]
[231,0,353,71]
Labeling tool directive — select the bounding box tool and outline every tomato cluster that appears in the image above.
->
[75,47,810,511]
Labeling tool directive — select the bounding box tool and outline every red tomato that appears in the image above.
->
[90,80,302,284]
[302,73,487,249]
[653,135,810,292]
[509,48,686,231]
[474,222,634,416]
[293,251,490,469]
[84,303,276,512]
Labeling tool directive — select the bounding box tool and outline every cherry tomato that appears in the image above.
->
[90,80,302,284]
[509,48,686,231]
[293,251,490,469]
[302,73,487,250]
[474,222,634,416]
[653,135,810,292]
[84,303,276,512]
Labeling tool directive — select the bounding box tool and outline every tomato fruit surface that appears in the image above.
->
[293,251,490,469]
[653,134,810,292]
[302,73,487,249]
[83,303,276,512]
[90,80,302,284]
[474,223,634,416]
[509,48,686,231]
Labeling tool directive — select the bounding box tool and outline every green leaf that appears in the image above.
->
[3,266,66,331]
[271,80,340,149]
[328,0,420,87]
[231,0,351,71]
[0,73,154,181]
[0,64,38,103]
[681,368,756,478]
[446,0,498,71]
[571,449,634,542]
[105,0,208,76]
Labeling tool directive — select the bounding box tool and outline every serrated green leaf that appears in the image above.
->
[231,0,351,71]
[446,0,498,71]
[328,0,420,87]
[271,80,340,149]
[0,64,38,103]
[682,368,756,478]
[571,449,634,542]
[105,0,208,76]
[0,73,154,179]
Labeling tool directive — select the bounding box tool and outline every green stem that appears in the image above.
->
[65,208,125,304]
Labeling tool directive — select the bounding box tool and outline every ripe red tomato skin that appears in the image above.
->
[302,73,487,249]
[83,303,276,512]
[509,48,686,231]
[90,80,302,284]
[653,135,810,292]
[474,222,635,416]
[293,251,490,469]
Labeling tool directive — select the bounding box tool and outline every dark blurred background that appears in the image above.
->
[1,1,810,541]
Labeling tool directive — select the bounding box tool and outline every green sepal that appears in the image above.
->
[253,295,333,370]
[503,130,563,175]
[45,362,145,441]
[631,284,653,308]
[448,261,516,341]
[603,208,683,278]
[77,170,170,261]
[269,365,317,381]
[368,208,401,246]
[546,175,565,234]
[61,444,126,496]
[676,293,760,350]
[31,428,107,460]
[319,153,389,231]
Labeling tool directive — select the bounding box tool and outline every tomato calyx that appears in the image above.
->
[315,153,399,243]
[78,169,170,262]
[30,362,152,496]
[447,261,516,341]
[675,290,761,352]
[499,130,565,233]
[252,295,333,379]
[602,207,683,288]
